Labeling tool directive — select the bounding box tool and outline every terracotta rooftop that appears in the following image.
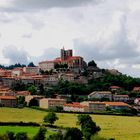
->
[103,102,130,106]
[67,56,82,60]
[0,96,16,100]
[39,56,83,64]
[110,86,122,89]
[64,102,87,108]
[16,91,31,96]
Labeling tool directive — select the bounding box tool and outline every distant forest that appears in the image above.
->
[0,62,36,70]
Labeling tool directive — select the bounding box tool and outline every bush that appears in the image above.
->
[6,131,15,140]
[63,127,83,140]
[15,132,28,140]
[43,112,58,125]
[0,121,40,126]
[77,114,100,140]
[33,127,47,140]
[47,130,63,140]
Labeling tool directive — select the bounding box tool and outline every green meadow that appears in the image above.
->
[0,107,140,140]
[0,126,54,138]
[0,126,39,137]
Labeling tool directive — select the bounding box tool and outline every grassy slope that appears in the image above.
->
[0,107,140,140]
[0,126,54,138]
[0,126,39,137]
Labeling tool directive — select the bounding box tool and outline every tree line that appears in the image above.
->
[0,62,36,70]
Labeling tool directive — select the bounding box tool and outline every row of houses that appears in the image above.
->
[88,91,129,102]
[24,95,132,113]
[39,97,131,112]
[1,73,76,87]
[0,83,140,112]
[63,101,131,112]
[0,67,39,77]
[0,85,31,107]
[0,92,139,112]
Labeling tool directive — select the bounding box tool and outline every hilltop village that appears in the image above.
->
[0,48,140,115]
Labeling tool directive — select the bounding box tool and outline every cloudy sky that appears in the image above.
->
[0,0,140,77]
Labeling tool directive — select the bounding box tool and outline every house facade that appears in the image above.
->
[63,102,88,112]
[113,95,129,102]
[133,87,140,93]
[0,69,11,77]
[134,98,140,105]
[39,61,55,71]
[0,96,17,107]
[23,67,39,75]
[110,86,122,93]
[81,101,106,112]
[88,91,112,101]
[104,102,131,110]
[39,98,66,109]
[12,68,23,77]
[25,95,44,106]
[16,91,31,97]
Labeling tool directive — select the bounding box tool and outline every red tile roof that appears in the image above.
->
[0,96,16,100]
[16,91,31,96]
[64,103,87,108]
[39,56,83,64]
[110,86,122,89]
[67,56,82,60]
[103,102,130,106]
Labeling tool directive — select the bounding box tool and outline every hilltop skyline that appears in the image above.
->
[0,0,140,77]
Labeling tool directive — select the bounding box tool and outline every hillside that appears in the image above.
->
[0,107,140,140]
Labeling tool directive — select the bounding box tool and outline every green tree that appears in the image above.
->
[33,127,47,140]
[63,64,68,69]
[77,114,100,140]
[43,112,58,125]
[40,69,45,75]
[17,96,25,107]
[15,132,27,140]
[38,84,45,95]
[63,127,83,140]
[88,60,97,67]
[54,64,60,69]
[47,131,63,140]
[6,131,15,140]
[27,85,37,95]
[28,62,36,67]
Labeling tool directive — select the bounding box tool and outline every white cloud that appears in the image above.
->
[0,0,102,12]
[0,0,140,77]
[2,46,30,64]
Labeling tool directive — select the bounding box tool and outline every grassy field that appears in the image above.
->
[0,107,140,140]
[0,126,54,138]
[0,126,39,137]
